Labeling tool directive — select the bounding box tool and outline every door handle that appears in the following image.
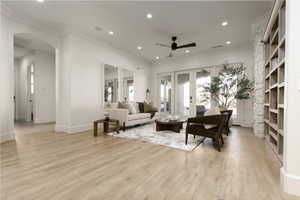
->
[190,96,192,103]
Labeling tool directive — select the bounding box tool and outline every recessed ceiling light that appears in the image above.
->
[226,41,231,45]
[222,21,228,26]
[155,56,160,60]
[37,0,44,2]
[185,50,190,53]
[137,46,142,50]
[147,13,153,19]
[108,31,114,35]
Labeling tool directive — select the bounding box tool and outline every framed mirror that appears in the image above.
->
[104,64,118,103]
[122,68,134,103]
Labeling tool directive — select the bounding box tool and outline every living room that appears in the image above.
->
[1,1,300,199]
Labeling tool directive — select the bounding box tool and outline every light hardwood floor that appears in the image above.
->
[1,123,299,200]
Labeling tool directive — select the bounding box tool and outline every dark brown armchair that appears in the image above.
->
[220,110,233,135]
[185,114,227,152]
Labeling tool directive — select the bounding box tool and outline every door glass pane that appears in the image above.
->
[128,84,134,102]
[160,75,171,114]
[196,70,211,112]
[177,73,190,116]
[31,84,34,94]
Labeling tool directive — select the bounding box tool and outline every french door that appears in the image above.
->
[175,69,212,117]
[159,74,172,114]
[175,71,193,117]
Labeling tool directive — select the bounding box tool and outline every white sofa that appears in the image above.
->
[105,103,158,129]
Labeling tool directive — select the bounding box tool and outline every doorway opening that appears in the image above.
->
[13,33,56,136]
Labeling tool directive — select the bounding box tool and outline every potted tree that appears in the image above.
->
[202,63,254,111]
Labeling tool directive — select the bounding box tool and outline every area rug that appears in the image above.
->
[107,123,203,151]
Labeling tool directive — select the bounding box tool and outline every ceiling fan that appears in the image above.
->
[156,36,196,58]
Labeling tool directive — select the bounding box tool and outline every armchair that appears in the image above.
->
[220,110,233,135]
[185,114,227,152]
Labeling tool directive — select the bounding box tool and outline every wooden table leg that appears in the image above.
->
[94,121,98,137]
[104,121,109,134]
[116,121,120,134]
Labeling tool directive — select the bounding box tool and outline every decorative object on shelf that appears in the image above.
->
[201,63,254,110]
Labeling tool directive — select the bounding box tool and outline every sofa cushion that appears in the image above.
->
[128,113,151,121]
[203,108,220,129]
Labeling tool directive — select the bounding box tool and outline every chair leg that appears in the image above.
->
[185,133,188,145]
[216,138,221,152]
[220,135,224,145]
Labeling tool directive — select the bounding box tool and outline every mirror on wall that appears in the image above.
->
[104,64,118,103]
[122,68,134,103]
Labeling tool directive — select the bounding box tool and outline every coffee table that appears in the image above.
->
[155,119,185,133]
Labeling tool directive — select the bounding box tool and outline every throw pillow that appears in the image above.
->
[203,108,220,129]
[143,102,153,113]
[134,102,140,113]
[137,102,144,113]
[143,102,158,113]
[128,102,137,114]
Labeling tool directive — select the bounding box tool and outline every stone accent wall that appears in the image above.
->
[252,19,267,137]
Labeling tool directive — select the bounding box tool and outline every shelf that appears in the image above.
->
[278,104,284,108]
[270,84,278,90]
[270,109,278,114]
[271,28,279,45]
[264,103,270,107]
[269,122,278,130]
[279,36,285,47]
[278,82,285,88]
[278,129,284,136]
[270,46,279,60]
[269,130,278,141]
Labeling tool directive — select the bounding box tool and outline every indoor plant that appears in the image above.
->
[201,63,254,110]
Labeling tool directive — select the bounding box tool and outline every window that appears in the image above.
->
[30,64,34,94]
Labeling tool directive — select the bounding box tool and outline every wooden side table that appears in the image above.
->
[94,119,120,137]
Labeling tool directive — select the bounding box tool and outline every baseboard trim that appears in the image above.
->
[55,123,92,134]
[34,120,55,124]
[281,167,300,197]
[0,130,15,143]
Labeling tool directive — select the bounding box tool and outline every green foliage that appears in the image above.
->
[201,64,254,109]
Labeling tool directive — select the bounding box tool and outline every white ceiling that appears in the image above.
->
[5,1,273,62]
[14,33,55,58]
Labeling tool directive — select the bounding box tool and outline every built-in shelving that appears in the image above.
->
[263,0,286,163]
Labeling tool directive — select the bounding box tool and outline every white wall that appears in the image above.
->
[1,4,151,140]
[1,3,62,142]
[56,34,152,133]
[151,43,254,127]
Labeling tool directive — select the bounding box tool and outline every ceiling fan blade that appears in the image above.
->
[156,43,171,48]
[175,42,196,49]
